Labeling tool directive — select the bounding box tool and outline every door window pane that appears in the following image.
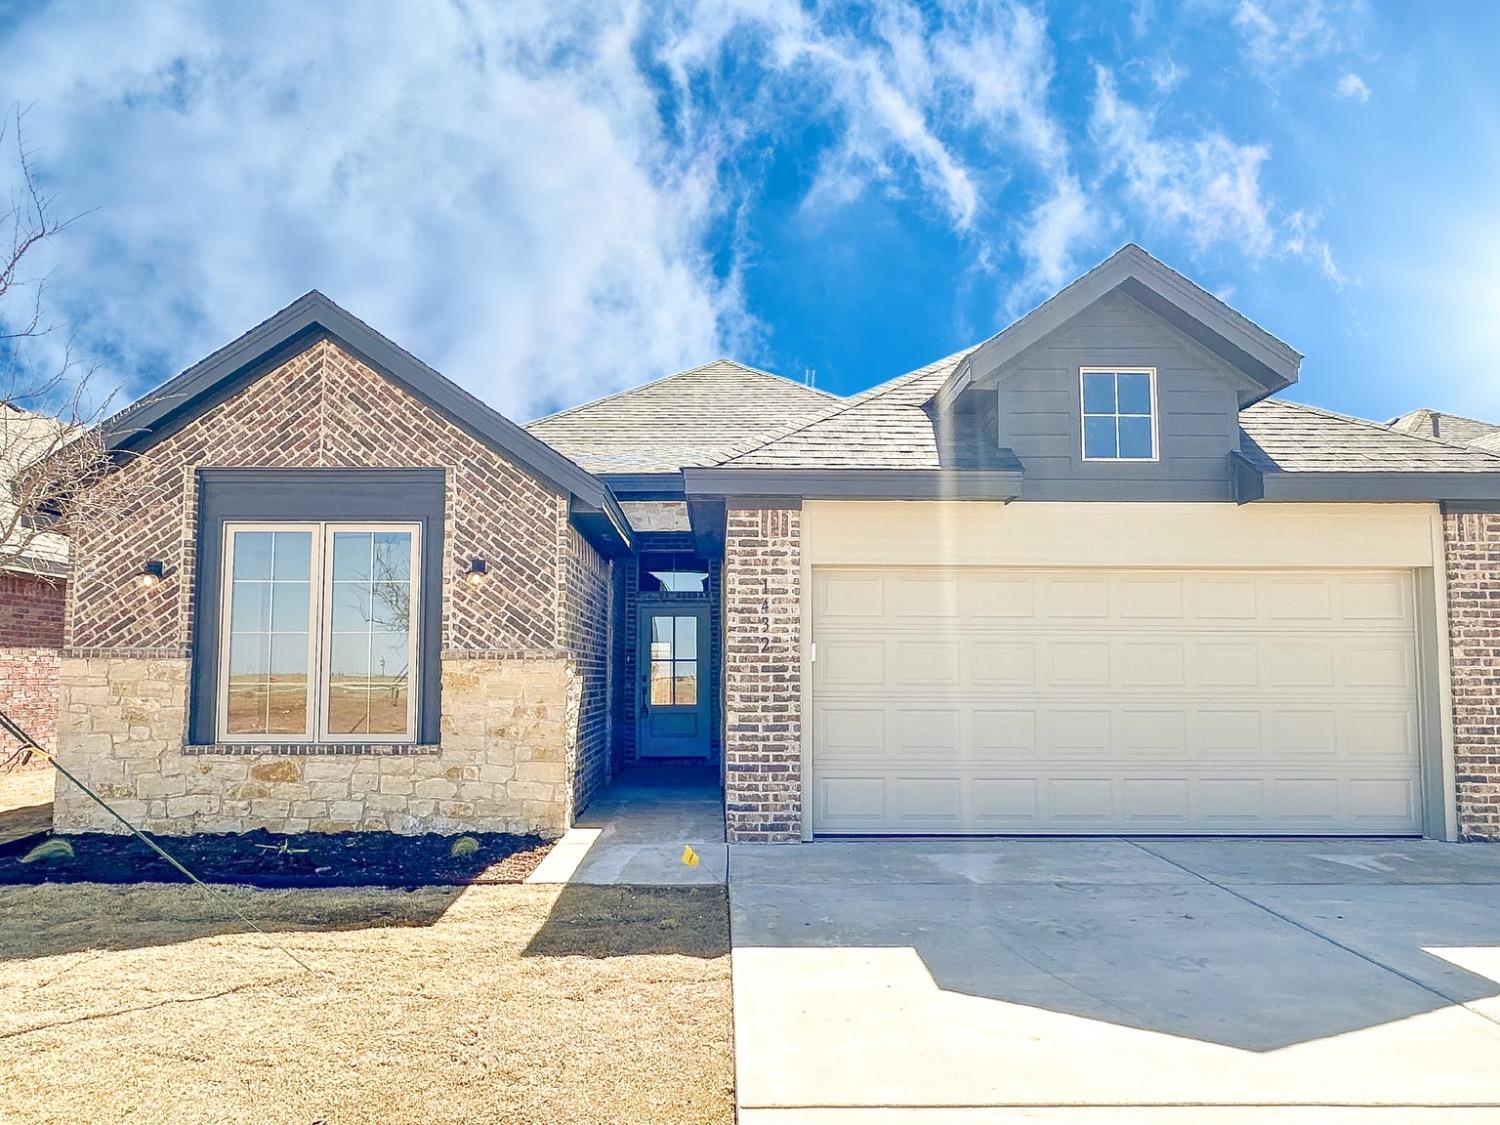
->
[673,660,698,705]
[650,660,673,705]
[650,616,674,661]
[674,616,697,660]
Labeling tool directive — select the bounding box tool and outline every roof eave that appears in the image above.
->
[682,467,1023,501]
[94,291,629,554]
[1232,454,1500,503]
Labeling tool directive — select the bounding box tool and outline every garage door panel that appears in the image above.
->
[892,640,959,684]
[812,566,1424,836]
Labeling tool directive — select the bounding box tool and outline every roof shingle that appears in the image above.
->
[1240,399,1500,474]
[524,359,839,473]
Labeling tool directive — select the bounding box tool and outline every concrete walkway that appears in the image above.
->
[730,837,1500,1123]
[525,766,726,885]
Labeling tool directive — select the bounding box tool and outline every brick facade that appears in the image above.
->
[1,572,66,755]
[722,506,802,843]
[1444,510,1500,840]
[56,339,614,837]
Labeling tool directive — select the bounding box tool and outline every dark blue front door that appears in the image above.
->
[636,604,711,758]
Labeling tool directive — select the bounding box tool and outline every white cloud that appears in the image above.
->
[1090,67,1276,256]
[1335,72,1371,101]
[0,0,1101,413]
[1232,0,1338,75]
[1284,209,1350,287]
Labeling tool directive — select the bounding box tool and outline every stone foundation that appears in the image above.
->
[54,656,575,836]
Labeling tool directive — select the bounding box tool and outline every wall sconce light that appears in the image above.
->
[463,558,488,587]
[136,560,165,589]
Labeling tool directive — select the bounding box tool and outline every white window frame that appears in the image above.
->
[216,521,421,745]
[1079,366,1160,463]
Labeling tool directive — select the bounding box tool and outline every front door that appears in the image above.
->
[637,604,711,758]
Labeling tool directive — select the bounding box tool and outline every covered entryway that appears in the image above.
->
[811,565,1424,835]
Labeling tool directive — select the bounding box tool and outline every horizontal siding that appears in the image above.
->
[996,289,1252,502]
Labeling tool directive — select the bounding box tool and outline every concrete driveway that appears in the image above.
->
[728,837,1500,1123]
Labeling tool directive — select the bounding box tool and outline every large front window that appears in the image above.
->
[219,522,419,743]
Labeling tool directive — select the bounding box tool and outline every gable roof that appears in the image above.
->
[524,359,839,474]
[935,244,1302,413]
[93,290,631,553]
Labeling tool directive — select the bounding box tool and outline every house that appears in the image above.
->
[48,245,1500,843]
[1,404,70,756]
[1388,407,1500,453]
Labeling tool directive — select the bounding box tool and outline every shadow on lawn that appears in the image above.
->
[0,881,470,963]
[522,884,729,960]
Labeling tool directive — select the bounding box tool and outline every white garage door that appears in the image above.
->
[811,567,1424,835]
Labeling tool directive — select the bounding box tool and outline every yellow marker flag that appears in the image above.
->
[680,845,700,868]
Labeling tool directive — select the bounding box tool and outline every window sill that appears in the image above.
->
[185,743,440,757]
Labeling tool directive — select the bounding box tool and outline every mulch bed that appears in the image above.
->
[0,827,553,889]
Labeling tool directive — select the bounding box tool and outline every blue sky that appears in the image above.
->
[2,0,1498,424]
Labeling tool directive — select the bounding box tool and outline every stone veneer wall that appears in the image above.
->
[722,506,802,843]
[55,339,611,837]
[1444,510,1500,840]
[0,572,66,755]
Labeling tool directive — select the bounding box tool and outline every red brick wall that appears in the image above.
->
[1445,510,1500,840]
[723,506,802,843]
[1,572,66,752]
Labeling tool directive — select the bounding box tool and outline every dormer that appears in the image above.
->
[931,244,1302,501]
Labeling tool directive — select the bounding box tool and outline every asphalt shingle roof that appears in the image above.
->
[524,359,840,474]
[1239,399,1500,474]
[1387,407,1500,447]
[721,350,974,470]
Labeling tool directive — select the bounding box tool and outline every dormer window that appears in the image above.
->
[1081,367,1157,461]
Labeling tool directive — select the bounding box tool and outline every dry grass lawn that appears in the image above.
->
[0,880,733,1125]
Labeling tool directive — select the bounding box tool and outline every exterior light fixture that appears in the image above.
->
[136,560,165,589]
[463,558,488,586]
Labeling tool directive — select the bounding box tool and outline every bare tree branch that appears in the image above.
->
[0,103,123,580]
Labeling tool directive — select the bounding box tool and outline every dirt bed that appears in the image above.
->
[0,826,553,888]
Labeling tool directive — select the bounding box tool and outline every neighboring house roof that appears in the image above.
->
[0,404,71,577]
[524,359,839,474]
[935,243,1303,412]
[1387,407,1500,448]
[91,290,632,554]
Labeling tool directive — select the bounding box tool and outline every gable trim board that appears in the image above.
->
[96,291,633,554]
[933,244,1302,415]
